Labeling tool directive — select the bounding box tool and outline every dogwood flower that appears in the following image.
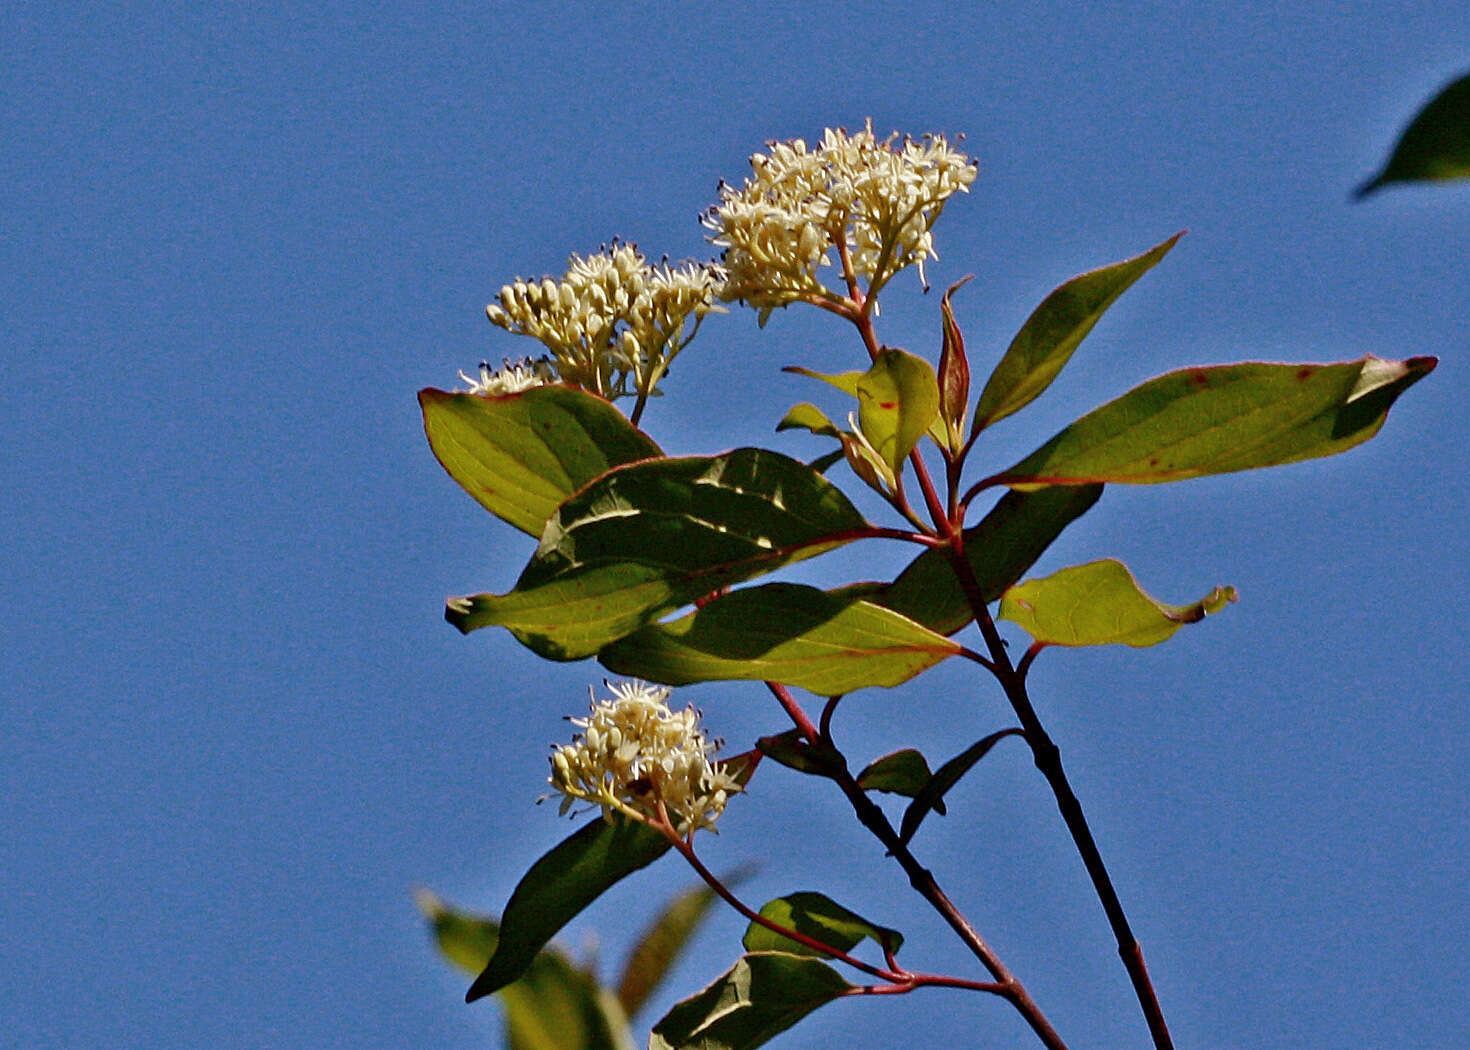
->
[548,680,741,835]
[457,356,557,396]
[704,122,977,318]
[485,243,722,404]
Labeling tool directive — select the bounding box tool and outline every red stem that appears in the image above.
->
[764,682,1069,1050]
[943,539,1176,1050]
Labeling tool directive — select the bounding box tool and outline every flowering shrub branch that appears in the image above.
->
[417,123,1435,1050]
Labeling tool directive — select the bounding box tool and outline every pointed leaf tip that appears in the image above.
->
[999,559,1236,648]
[649,953,851,1050]
[972,234,1182,433]
[467,816,671,1001]
[1356,72,1470,198]
[997,355,1435,489]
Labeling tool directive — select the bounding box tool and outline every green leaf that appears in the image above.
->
[995,356,1436,489]
[898,730,1020,845]
[855,750,938,807]
[1357,72,1470,198]
[501,970,635,1050]
[448,450,871,660]
[972,234,1182,432]
[598,583,962,693]
[649,952,852,1050]
[783,366,862,398]
[467,816,671,1001]
[417,888,503,975]
[753,729,846,780]
[617,878,739,1020]
[999,558,1237,648]
[880,485,1105,635]
[417,890,635,1050]
[742,892,903,959]
[776,402,843,439]
[856,348,941,473]
[420,385,661,536]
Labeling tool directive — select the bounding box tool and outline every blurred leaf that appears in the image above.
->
[467,816,671,1001]
[754,729,846,780]
[617,877,743,1020]
[742,892,903,958]
[648,952,852,1050]
[420,386,660,536]
[417,888,502,975]
[880,485,1104,635]
[855,750,937,807]
[899,730,1020,845]
[972,234,1181,432]
[417,890,635,1050]
[856,348,941,473]
[446,450,870,659]
[995,356,1436,489]
[783,366,861,397]
[599,583,962,692]
[999,558,1236,648]
[937,278,973,451]
[776,403,843,439]
[1357,72,1470,197]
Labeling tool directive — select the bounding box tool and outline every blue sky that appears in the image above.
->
[5,3,1467,1048]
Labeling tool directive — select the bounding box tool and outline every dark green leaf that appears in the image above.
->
[617,877,743,1020]
[994,356,1436,488]
[855,750,939,809]
[420,386,660,536]
[447,450,871,659]
[598,583,962,693]
[467,816,671,1001]
[742,892,903,958]
[857,348,941,473]
[880,485,1104,635]
[1357,72,1470,197]
[972,235,1181,432]
[648,952,852,1050]
[999,558,1236,647]
[753,729,846,780]
[417,890,635,1050]
[899,730,1021,845]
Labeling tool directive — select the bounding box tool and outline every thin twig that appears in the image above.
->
[942,543,1176,1050]
[765,682,1070,1050]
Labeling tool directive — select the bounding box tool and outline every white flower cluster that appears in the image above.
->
[457,356,557,397]
[548,680,741,835]
[485,244,722,402]
[704,123,977,315]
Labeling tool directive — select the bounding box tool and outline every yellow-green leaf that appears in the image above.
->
[420,385,660,536]
[880,485,1104,635]
[856,348,940,473]
[999,558,1237,648]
